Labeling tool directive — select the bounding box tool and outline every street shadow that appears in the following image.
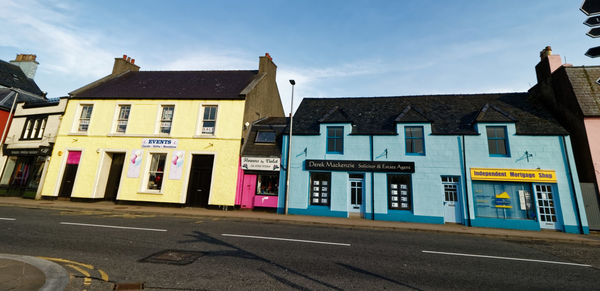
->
[336,262,424,291]
[142,231,342,290]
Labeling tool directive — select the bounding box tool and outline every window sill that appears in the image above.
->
[193,134,217,139]
[489,154,510,158]
[405,153,425,156]
[137,190,163,195]
[68,132,88,136]
[326,152,343,155]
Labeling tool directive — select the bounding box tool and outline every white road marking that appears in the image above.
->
[0,218,16,221]
[222,233,351,246]
[422,250,592,267]
[60,222,167,232]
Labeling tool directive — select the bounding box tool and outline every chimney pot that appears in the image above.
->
[123,54,127,60]
[131,59,135,64]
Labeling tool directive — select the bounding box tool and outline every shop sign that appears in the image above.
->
[3,147,52,156]
[470,168,556,183]
[305,160,415,173]
[242,157,280,171]
[142,138,178,149]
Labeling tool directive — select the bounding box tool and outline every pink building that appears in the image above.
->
[530,46,600,230]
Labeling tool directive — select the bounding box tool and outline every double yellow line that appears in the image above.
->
[38,257,109,286]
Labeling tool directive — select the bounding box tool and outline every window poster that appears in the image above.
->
[127,149,143,178]
[388,174,411,210]
[169,151,185,180]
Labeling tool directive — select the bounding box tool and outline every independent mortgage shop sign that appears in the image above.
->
[142,138,178,148]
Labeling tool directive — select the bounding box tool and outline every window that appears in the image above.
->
[405,126,425,155]
[146,153,167,191]
[310,172,331,206]
[472,181,535,220]
[388,174,411,210]
[116,105,131,133]
[78,105,93,132]
[326,126,343,154]
[487,126,509,156]
[201,105,217,135]
[160,105,174,134]
[20,116,47,140]
[256,174,279,196]
[255,131,276,143]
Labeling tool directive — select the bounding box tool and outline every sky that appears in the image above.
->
[1,0,599,114]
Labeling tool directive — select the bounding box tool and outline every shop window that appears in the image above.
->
[115,105,131,133]
[388,174,411,210]
[78,105,93,132]
[486,126,509,156]
[255,131,276,143]
[146,153,166,191]
[326,126,343,154]
[20,116,47,140]
[472,181,535,220]
[405,126,425,155]
[310,172,331,206]
[256,174,279,196]
[201,105,217,135]
[159,105,175,134]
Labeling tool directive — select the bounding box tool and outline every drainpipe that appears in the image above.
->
[370,135,375,220]
[562,136,584,234]
[462,135,471,226]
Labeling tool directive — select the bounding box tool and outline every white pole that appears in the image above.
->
[284,81,295,215]
[0,90,19,152]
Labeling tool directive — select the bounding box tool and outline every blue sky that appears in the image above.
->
[1,0,598,114]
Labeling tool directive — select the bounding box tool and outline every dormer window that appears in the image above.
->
[255,131,276,143]
[405,126,425,155]
[326,126,344,154]
[487,126,509,157]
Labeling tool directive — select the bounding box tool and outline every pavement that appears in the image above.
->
[1,196,599,290]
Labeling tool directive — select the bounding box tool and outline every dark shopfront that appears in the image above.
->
[0,146,52,198]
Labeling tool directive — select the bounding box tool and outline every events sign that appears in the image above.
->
[305,160,414,173]
[470,168,557,183]
[142,138,178,149]
[241,157,280,171]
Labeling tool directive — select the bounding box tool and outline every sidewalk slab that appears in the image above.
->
[0,254,69,291]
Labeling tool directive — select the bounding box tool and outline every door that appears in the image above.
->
[349,174,364,216]
[442,176,463,224]
[240,174,257,209]
[186,155,214,207]
[58,151,81,198]
[104,153,125,201]
[535,184,562,230]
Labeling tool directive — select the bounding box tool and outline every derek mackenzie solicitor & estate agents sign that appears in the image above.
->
[305,160,414,173]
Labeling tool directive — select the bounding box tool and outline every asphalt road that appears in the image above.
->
[1,205,598,290]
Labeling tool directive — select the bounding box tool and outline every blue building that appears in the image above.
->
[279,93,589,234]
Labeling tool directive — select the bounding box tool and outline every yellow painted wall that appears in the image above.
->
[41,98,246,205]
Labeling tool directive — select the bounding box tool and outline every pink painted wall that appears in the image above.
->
[584,118,600,194]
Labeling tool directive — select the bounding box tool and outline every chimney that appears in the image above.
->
[10,54,39,79]
[535,46,563,83]
[112,54,140,76]
[259,52,277,75]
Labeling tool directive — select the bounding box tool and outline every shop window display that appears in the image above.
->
[256,174,278,196]
[473,181,535,220]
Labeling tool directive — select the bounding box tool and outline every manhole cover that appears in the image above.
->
[139,250,203,265]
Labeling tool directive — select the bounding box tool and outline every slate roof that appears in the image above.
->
[292,93,567,136]
[242,117,288,157]
[0,88,47,111]
[563,66,600,116]
[0,60,43,96]
[72,70,259,99]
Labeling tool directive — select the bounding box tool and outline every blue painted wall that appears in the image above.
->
[281,121,589,234]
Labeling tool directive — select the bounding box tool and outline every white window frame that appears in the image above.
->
[141,151,168,193]
[112,104,131,134]
[195,104,219,136]
[71,103,94,134]
[155,104,175,135]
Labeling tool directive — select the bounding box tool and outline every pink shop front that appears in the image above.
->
[235,156,281,209]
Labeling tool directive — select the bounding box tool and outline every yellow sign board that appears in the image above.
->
[470,168,557,183]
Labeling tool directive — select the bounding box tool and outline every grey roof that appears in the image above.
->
[292,93,568,136]
[0,60,43,95]
[72,70,259,99]
[242,117,288,157]
[564,66,600,116]
[0,88,47,111]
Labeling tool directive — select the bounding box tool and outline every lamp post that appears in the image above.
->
[284,79,295,215]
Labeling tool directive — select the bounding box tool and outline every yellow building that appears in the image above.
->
[40,54,284,206]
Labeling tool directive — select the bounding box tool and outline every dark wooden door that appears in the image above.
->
[58,151,81,198]
[186,155,214,207]
[104,153,125,201]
